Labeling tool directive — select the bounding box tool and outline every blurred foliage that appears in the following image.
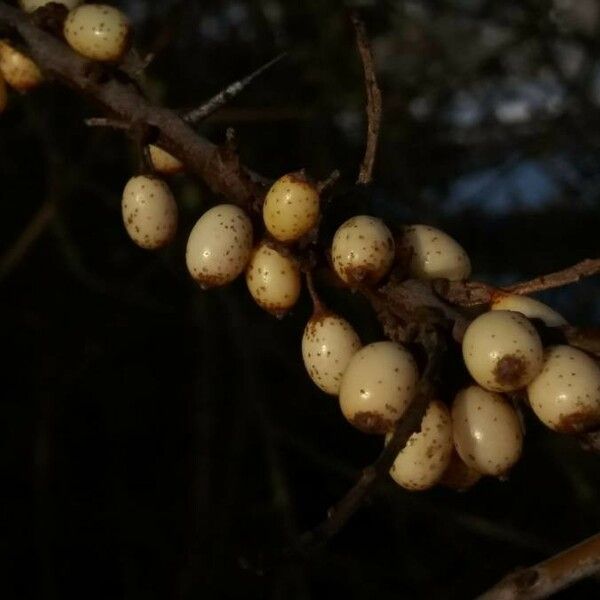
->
[2,0,600,598]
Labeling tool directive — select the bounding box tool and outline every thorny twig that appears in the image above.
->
[351,10,382,185]
[4,6,600,592]
[183,53,287,125]
[477,531,600,600]
[0,2,265,206]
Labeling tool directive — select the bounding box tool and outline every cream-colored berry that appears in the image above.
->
[439,450,483,491]
[245,242,301,316]
[263,172,320,243]
[0,41,42,92]
[462,310,543,392]
[452,386,523,476]
[19,0,81,12]
[527,345,600,433]
[186,204,253,289]
[399,224,471,281]
[490,293,567,327]
[0,72,7,113]
[121,175,177,250]
[64,4,131,62]
[148,144,184,175]
[387,400,453,491]
[331,216,394,286]
[302,312,361,395]
[339,341,419,434]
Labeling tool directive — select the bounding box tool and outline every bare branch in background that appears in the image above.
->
[477,531,600,600]
[351,10,382,185]
[0,199,55,281]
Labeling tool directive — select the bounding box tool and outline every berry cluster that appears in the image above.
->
[119,163,600,493]
[7,1,600,499]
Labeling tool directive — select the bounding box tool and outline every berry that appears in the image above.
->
[121,175,177,250]
[462,310,543,392]
[438,450,482,491]
[490,293,567,327]
[451,385,523,476]
[527,345,600,433]
[19,0,81,12]
[331,215,394,286]
[186,204,253,289]
[302,311,361,395]
[245,242,301,316]
[399,224,471,281]
[387,400,453,491]
[0,40,43,92]
[64,4,131,62]
[263,172,320,242]
[339,341,418,434]
[148,144,184,175]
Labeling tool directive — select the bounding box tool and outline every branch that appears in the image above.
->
[183,53,287,125]
[506,258,600,296]
[351,10,382,185]
[284,329,443,557]
[0,2,265,206]
[435,258,600,308]
[477,532,600,600]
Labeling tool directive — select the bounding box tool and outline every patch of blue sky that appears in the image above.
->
[444,159,561,215]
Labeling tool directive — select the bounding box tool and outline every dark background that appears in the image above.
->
[2,0,600,598]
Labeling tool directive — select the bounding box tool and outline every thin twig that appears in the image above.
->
[317,169,341,194]
[305,271,324,314]
[477,531,600,600]
[506,258,600,296]
[351,10,382,185]
[435,258,600,308]
[0,200,55,281]
[183,53,287,125]
[281,331,443,560]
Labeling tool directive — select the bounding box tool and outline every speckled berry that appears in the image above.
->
[399,224,471,281]
[438,450,483,491]
[331,215,394,286]
[387,400,453,491]
[527,345,600,433]
[263,172,320,243]
[121,175,177,250]
[19,0,81,12]
[452,385,523,476]
[64,4,131,62]
[339,341,419,434]
[0,40,42,92]
[490,293,567,327]
[148,144,184,175]
[245,242,301,316]
[302,311,361,395]
[186,204,253,289]
[462,310,543,392]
